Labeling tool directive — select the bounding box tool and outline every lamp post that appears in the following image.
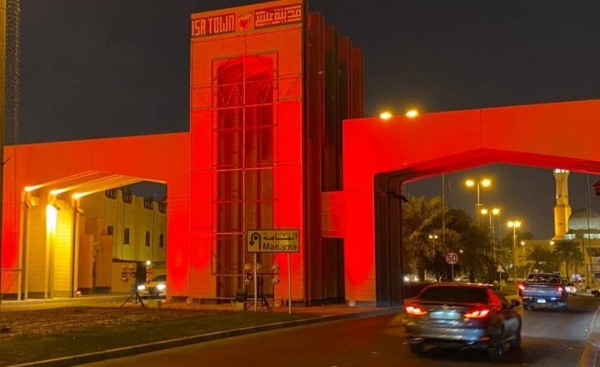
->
[520,240,526,278]
[466,178,492,225]
[481,207,500,282]
[507,220,522,281]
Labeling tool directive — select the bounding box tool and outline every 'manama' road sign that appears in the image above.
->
[247,230,299,253]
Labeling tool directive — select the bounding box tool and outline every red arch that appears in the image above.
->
[342,99,600,302]
[2,132,190,295]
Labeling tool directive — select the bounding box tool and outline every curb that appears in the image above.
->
[9,307,402,367]
[579,304,600,367]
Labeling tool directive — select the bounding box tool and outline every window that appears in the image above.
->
[159,234,164,248]
[144,198,153,210]
[105,189,117,199]
[124,228,130,244]
[122,192,132,204]
[107,225,114,236]
[418,286,489,303]
[145,231,150,247]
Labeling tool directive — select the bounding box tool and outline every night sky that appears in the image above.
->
[16,0,600,239]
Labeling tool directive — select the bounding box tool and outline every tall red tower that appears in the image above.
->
[187,0,363,304]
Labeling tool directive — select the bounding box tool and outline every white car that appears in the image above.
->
[138,274,166,298]
[564,283,577,295]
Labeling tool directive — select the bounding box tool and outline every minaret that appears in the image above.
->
[553,169,571,240]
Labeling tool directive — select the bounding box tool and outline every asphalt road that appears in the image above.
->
[82,296,600,367]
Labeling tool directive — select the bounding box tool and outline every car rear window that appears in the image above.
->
[152,275,166,282]
[527,274,560,283]
[418,286,489,303]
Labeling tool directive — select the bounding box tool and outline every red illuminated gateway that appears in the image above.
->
[0,0,365,306]
[3,0,600,307]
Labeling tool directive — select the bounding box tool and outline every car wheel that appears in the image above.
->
[510,322,522,349]
[486,344,504,361]
[409,343,425,356]
[487,326,507,361]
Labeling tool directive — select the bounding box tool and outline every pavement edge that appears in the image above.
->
[9,307,402,367]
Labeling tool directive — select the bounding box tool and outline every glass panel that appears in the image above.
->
[216,171,242,201]
[216,129,242,168]
[216,202,243,232]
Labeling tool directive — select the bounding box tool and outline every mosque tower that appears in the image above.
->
[553,169,571,240]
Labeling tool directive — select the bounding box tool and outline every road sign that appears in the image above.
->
[497,265,505,273]
[247,229,300,253]
[445,252,458,265]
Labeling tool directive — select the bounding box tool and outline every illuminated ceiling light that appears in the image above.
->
[405,109,419,118]
[379,111,392,120]
[24,185,42,192]
[72,192,88,200]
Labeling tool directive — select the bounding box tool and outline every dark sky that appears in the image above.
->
[16,0,600,239]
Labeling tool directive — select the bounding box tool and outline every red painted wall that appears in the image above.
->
[1,133,190,294]
[190,0,305,300]
[343,99,600,302]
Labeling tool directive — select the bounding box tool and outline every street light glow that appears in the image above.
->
[465,179,475,187]
[379,111,392,120]
[405,109,419,118]
[507,220,522,228]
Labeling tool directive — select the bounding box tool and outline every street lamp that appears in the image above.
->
[520,240,526,278]
[481,207,501,282]
[466,178,492,225]
[507,220,522,280]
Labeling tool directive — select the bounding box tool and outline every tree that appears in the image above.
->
[552,240,583,278]
[444,208,492,282]
[525,245,560,274]
[401,195,459,280]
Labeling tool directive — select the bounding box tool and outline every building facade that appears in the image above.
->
[2,0,600,307]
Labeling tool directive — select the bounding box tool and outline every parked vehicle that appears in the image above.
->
[137,274,167,298]
[518,273,568,310]
[404,282,522,360]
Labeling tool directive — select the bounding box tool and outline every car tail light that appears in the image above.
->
[405,305,428,316]
[464,309,491,318]
[557,286,564,294]
[518,284,525,291]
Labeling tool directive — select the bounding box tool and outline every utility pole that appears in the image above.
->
[0,0,7,328]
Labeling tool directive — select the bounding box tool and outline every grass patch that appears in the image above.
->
[0,307,319,366]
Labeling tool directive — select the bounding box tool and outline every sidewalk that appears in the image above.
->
[580,291,600,367]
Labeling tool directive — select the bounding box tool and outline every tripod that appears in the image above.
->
[120,286,145,308]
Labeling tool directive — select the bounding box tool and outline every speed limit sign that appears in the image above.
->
[445,252,458,265]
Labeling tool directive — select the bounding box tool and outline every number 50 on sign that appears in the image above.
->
[446,252,458,265]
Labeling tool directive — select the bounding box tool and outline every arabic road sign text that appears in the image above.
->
[247,229,299,253]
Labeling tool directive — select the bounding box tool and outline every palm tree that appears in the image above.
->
[552,240,583,278]
[401,195,459,280]
[526,245,559,273]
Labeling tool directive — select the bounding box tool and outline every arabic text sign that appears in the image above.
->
[247,230,300,253]
[254,4,302,29]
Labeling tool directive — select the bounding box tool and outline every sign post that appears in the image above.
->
[247,229,299,314]
[445,252,458,282]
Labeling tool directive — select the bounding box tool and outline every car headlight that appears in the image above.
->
[157,284,166,291]
[137,285,146,291]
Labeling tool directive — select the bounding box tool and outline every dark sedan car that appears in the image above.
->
[404,282,522,360]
